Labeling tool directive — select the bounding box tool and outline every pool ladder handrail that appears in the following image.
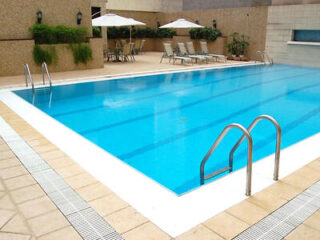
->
[41,62,52,89]
[200,115,281,196]
[24,64,35,93]
[255,51,273,65]
[200,123,253,196]
[229,115,281,181]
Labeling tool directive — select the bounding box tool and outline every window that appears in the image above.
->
[293,30,320,42]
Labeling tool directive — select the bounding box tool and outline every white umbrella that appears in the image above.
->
[92,14,146,43]
[159,18,204,29]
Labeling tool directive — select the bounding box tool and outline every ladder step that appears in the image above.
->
[204,166,231,181]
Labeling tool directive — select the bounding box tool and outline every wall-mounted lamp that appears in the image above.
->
[37,10,42,24]
[157,21,161,28]
[212,19,217,29]
[77,11,82,25]
[195,19,199,24]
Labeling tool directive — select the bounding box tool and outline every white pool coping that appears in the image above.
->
[1,65,320,237]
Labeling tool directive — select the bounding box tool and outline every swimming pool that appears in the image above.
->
[14,64,320,195]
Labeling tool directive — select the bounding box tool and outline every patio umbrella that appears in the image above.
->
[159,18,204,29]
[92,14,146,42]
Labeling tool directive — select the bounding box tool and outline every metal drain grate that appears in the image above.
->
[0,117,123,240]
[233,181,320,240]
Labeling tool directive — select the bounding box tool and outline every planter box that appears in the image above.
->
[0,38,104,77]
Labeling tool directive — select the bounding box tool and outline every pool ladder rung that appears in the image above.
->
[200,115,281,196]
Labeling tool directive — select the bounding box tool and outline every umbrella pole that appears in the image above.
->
[130,26,132,43]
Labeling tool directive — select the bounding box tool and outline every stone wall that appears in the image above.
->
[0,39,104,76]
[156,7,269,59]
[0,0,92,40]
[183,0,271,11]
[265,4,320,68]
[105,0,183,12]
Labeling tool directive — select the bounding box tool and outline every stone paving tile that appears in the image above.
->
[4,174,36,191]
[0,209,16,228]
[0,150,16,160]
[18,196,57,219]
[77,181,113,202]
[303,210,320,232]
[31,144,58,154]
[175,224,224,240]
[45,156,75,169]
[122,222,171,240]
[27,210,70,237]
[285,224,320,240]
[282,166,320,190]
[203,212,249,240]
[0,157,21,169]
[104,206,148,234]
[0,165,28,179]
[10,184,45,204]
[226,199,270,225]
[37,226,82,240]
[65,172,97,190]
[39,150,68,161]
[1,214,30,235]
[0,232,31,240]
[0,195,16,210]
[55,163,84,179]
[89,193,129,217]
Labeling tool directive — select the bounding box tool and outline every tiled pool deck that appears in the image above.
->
[1,53,320,239]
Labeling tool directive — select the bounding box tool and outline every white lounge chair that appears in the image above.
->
[199,41,227,62]
[177,42,207,64]
[160,42,192,65]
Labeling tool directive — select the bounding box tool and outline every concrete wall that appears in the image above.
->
[157,7,269,59]
[265,4,320,68]
[0,39,103,77]
[183,0,271,11]
[105,0,183,12]
[0,0,92,40]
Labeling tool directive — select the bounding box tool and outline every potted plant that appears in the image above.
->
[238,34,250,58]
[226,32,240,59]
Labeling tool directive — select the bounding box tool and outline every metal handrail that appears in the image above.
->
[255,51,265,63]
[41,62,52,88]
[200,123,253,196]
[263,51,273,65]
[24,64,34,92]
[229,115,281,181]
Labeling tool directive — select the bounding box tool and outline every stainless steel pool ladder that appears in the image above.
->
[41,62,52,89]
[256,51,273,65]
[200,115,281,196]
[24,64,35,93]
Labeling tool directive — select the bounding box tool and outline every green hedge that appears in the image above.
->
[92,26,101,38]
[107,27,176,39]
[69,43,93,64]
[32,45,58,66]
[189,27,222,41]
[30,24,88,44]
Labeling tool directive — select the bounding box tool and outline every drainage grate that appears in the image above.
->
[0,117,123,240]
[233,181,320,240]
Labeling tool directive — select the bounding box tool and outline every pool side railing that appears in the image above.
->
[200,115,281,196]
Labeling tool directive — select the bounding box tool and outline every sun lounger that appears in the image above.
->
[186,41,211,63]
[161,42,192,65]
[199,41,227,62]
[177,42,207,64]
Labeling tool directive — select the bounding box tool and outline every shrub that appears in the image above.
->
[107,26,131,39]
[92,26,101,38]
[30,24,88,44]
[69,43,93,64]
[189,27,221,41]
[226,32,250,56]
[156,28,176,38]
[32,45,57,65]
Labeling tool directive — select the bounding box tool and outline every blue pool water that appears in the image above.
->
[15,64,320,194]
